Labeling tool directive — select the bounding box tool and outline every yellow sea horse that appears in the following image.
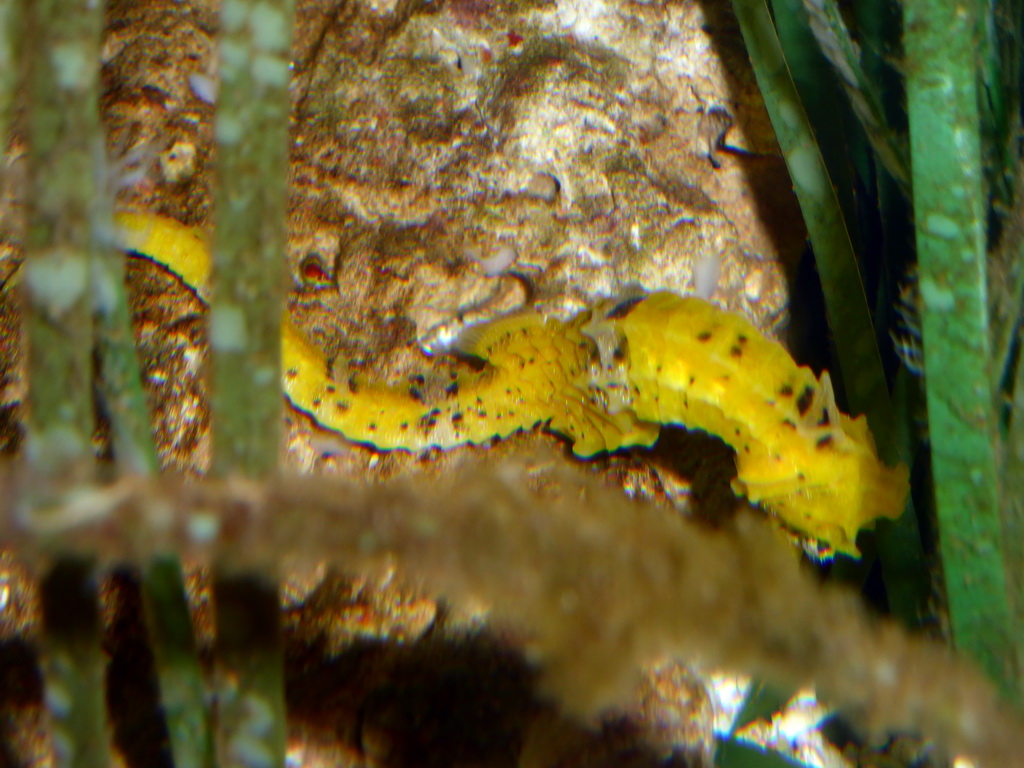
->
[116,213,908,555]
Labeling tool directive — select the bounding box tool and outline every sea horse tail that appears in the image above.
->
[114,212,657,454]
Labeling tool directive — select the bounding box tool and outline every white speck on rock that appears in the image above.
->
[693,252,722,300]
[473,245,518,276]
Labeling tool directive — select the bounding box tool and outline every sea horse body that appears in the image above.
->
[581,292,909,553]
[281,307,659,457]
[115,213,907,555]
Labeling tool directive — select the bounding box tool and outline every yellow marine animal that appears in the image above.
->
[115,213,908,555]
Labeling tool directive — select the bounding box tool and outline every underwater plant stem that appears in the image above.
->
[140,557,215,768]
[730,0,929,624]
[17,0,105,477]
[798,0,911,192]
[730,0,881,442]
[210,0,294,477]
[989,158,1024,404]
[209,2,295,765]
[1002,344,1024,698]
[17,1,114,760]
[997,164,1024,692]
[0,0,12,152]
[213,573,287,768]
[91,169,158,476]
[40,557,112,768]
[904,0,1019,697]
[92,201,160,476]
[770,0,860,249]
[93,278,160,475]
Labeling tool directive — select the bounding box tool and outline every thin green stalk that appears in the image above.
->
[99,240,210,762]
[0,0,13,154]
[904,0,1018,696]
[94,217,160,477]
[799,0,912,193]
[90,47,210,768]
[18,0,105,477]
[854,0,928,606]
[715,741,808,768]
[209,2,295,765]
[40,557,112,768]
[213,574,287,768]
[17,0,112,760]
[210,0,294,477]
[770,0,860,252]
[715,661,799,768]
[1001,332,1024,699]
[730,0,930,624]
[140,557,215,768]
[989,160,1024,401]
[985,0,1024,396]
[977,0,1016,209]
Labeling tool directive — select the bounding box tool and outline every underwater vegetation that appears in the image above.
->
[1,0,1024,766]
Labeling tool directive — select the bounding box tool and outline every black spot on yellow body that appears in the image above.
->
[796,385,815,416]
[816,434,834,449]
[730,345,743,358]
[697,330,712,342]
[779,384,793,397]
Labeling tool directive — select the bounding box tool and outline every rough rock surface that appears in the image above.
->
[0,0,810,765]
